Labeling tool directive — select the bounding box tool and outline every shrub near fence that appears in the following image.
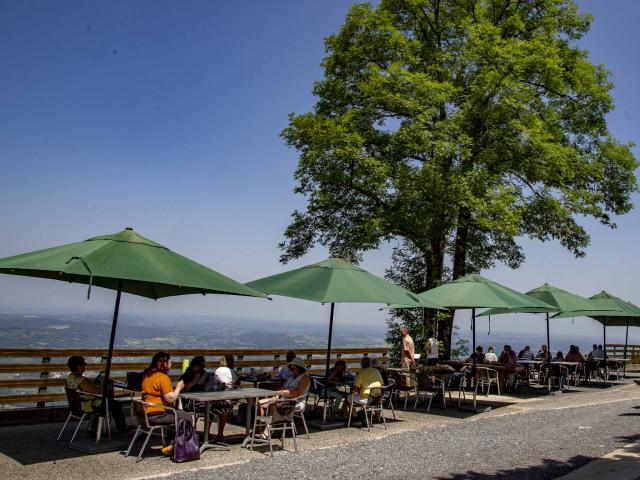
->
[0,347,388,407]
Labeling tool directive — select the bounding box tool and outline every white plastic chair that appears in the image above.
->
[474,367,500,396]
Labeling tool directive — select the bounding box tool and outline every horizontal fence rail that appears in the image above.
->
[606,344,640,363]
[0,347,388,407]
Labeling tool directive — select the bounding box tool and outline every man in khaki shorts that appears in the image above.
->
[400,326,415,369]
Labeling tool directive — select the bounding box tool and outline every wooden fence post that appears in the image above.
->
[37,356,51,408]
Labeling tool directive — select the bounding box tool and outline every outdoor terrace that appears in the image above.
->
[1,347,640,480]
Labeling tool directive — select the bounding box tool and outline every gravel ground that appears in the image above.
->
[158,399,640,480]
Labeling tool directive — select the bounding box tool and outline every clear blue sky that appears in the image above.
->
[0,1,638,348]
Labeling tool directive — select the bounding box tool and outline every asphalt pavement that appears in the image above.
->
[157,399,640,480]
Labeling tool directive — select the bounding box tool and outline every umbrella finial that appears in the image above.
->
[125,226,133,231]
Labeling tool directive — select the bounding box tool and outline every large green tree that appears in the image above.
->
[280,0,638,357]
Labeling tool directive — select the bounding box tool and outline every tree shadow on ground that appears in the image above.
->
[436,455,596,480]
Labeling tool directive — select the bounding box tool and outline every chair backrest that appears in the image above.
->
[65,387,86,417]
[382,378,395,399]
[272,399,297,425]
[416,373,435,391]
[132,399,151,428]
[475,367,496,381]
[126,371,144,391]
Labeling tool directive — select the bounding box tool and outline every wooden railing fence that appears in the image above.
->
[606,344,640,364]
[0,347,388,407]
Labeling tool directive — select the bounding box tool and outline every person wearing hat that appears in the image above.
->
[258,357,310,418]
[65,355,127,433]
[282,357,311,411]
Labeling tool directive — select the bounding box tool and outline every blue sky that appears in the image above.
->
[0,1,638,349]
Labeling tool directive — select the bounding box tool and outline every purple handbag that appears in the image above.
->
[172,419,200,463]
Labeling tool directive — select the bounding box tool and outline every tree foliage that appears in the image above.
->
[280,0,638,356]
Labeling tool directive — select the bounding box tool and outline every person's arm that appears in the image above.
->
[160,376,184,404]
[283,376,310,398]
[183,373,201,392]
[79,377,101,395]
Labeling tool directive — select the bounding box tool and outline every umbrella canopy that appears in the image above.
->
[0,228,266,299]
[478,283,595,316]
[414,274,554,406]
[0,227,266,430]
[551,296,628,320]
[417,274,556,310]
[246,257,444,420]
[586,292,640,327]
[246,257,436,307]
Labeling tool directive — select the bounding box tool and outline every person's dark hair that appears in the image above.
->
[597,345,603,350]
[67,355,86,372]
[556,351,564,359]
[332,359,347,369]
[524,345,530,351]
[180,355,205,383]
[144,352,171,377]
[285,350,296,362]
[569,345,577,354]
[593,344,597,350]
[361,357,371,369]
[476,346,483,353]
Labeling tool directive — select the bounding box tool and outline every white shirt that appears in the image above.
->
[427,337,439,359]
[485,352,498,363]
[213,367,238,388]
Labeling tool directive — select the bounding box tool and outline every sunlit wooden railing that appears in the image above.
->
[0,347,388,407]
[606,344,640,363]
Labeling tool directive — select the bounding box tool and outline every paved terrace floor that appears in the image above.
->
[2,376,640,480]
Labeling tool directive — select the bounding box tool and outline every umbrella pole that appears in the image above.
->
[101,280,123,415]
[472,307,477,407]
[603,323,608,384]
[546,313,551,392]
[322,302,335,422]
[624,319,629,378]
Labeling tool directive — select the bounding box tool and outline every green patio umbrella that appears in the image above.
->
[0,227,267,411]
[245,257,444,418]
[416,274,555,407]
[478,284,601,375]
[554,292,640,377]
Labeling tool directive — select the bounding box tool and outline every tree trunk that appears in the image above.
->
[439,208,471,359]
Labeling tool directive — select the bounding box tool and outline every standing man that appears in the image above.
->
[426,330,439,366]
[400,326,415,370]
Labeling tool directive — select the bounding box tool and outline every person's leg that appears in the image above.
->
[110,400,127,432]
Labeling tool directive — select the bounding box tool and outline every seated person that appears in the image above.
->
[551,351,568,389]
[592,345,605,360]
[348,357,383,415]
[65,355,127,434]
[517,346,535,361]
[282,357,311,410]
[537,344,551,362]
[275,350,297,381]
[498,345,518,389]
[326,359,348,414]
[210,354,241,443]
[141,352,192,456]
[466,346,485,364]
[565,345,585,363]
[257,357,310,429]
[484,346,498,363]
[179,355,211,393]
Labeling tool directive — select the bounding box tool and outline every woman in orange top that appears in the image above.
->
[141,352,192,456]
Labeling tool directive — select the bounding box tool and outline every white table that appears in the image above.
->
[180,387,280,453]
